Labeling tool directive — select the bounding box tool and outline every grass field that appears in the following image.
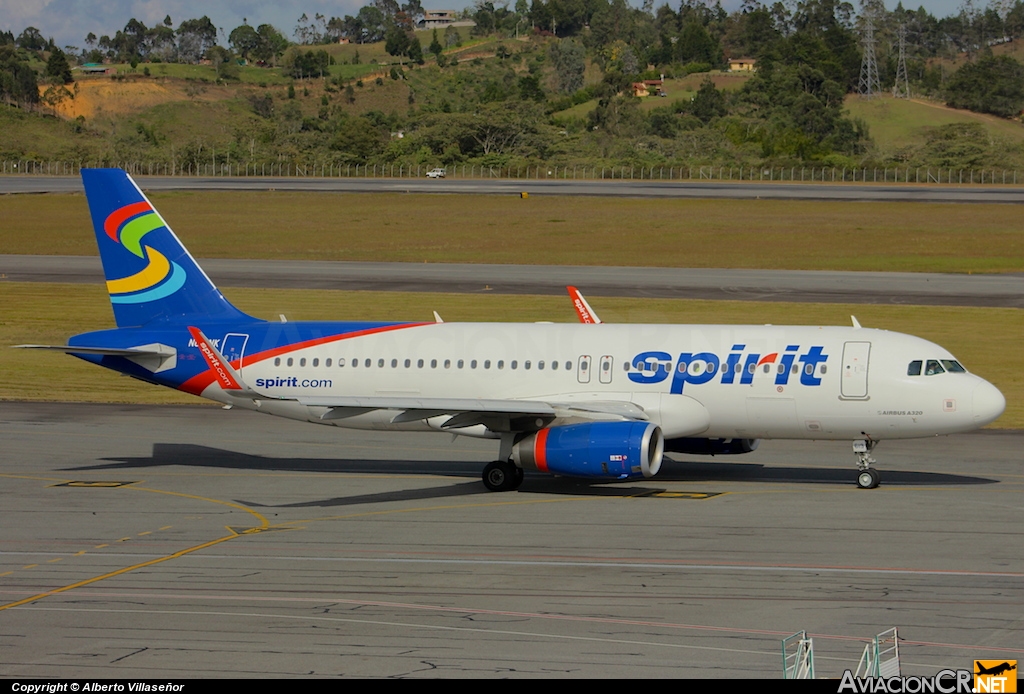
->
[1,282,1018,427]
[3,192,1023,273]
[844,94,1024,154]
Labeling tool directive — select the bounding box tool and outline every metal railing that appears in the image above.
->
[2,160,1020,185]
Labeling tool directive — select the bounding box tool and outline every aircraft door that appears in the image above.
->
[221,333,249,369]
[599,355,614,384]
[577,355,591,384]
[841,341,871,399]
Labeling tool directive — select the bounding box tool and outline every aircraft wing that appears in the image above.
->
[295,395,648,431]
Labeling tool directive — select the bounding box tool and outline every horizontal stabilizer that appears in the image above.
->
[15,343,177,373]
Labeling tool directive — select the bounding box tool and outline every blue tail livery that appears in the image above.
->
[81,168,253,327]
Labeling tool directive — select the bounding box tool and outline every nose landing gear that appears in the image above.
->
[853,438,880,489]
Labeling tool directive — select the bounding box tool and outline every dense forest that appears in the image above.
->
[4,0,1024,171]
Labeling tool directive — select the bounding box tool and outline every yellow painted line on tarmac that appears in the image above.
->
[0,480,269,611]
[0,572,12,577]
[46,558,63,563]
[22,565,38,570]
[0,531,246,612]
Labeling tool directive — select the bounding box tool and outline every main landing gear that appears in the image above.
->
[853,438,880,489]
[482,460,524,492]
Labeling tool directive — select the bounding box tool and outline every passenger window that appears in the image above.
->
[565,361,572,370]
[762,364,770,373]
[365,359,371,368]
[484,360,491,369]
[431,359,437,368]
[404,359,411,368]
[925,359,945,375]
[820,365,827,374]
[538,361,544,370]
[525,361,531,370]
[511,360,518,370]
[444,359,451,369]
[803,363,812,375]
[339,358,346,367]
[458,359,464,369]
[300,358,306,367]
[352,359,358,368]
[471,360,477,369]
[326,358,332,367]
[287,357,293,367]
[498,360,504,369]
[417,359,424,368]
[551,360,558,370]
[274,357,281,367]
[391,359,398,368]
[312,358,319,367]
[378,359,384,368]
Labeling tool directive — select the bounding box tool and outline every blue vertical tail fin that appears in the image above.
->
[81,168,254,328]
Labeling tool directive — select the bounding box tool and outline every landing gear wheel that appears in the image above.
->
[856,468,880,489]
[483,460,521,492]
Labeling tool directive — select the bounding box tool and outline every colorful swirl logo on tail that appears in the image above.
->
[103,201,186,304]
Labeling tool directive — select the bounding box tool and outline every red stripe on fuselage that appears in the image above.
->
[103,201,152,242]
[178,322,432,396]
[534,428,549,473]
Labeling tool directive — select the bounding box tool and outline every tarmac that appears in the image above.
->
[1,402,1021,677]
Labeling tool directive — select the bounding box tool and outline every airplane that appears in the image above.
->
[17,169,1006,492]
[975,662,1016,677]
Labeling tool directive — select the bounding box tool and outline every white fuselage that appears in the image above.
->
[204,322,1006,442]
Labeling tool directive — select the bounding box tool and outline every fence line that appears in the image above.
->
[1,160,1019,186]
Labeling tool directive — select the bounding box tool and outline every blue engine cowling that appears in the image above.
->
[512,421,664,479]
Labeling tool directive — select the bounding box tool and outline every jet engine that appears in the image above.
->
[663,437,759,455]
[513,421,664,479]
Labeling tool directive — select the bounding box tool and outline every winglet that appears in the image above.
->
[188,326,246,393]
[851,315,862,329]
[567,286,602,324]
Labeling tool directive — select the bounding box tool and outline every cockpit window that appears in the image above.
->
[925,359,945,375]
[941,360,966,373]
[907,360,922,376]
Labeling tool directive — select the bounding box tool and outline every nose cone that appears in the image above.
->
[973,380,1006,427]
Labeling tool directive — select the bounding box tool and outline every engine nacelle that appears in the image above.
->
[664,437,760,455]
[513,421,664,479]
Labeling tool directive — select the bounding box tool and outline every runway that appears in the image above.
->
[1,402,1021,678]
[4,175,1024,202]
[4,255,1023,307]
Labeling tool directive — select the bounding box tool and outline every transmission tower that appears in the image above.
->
[858,14,881,98]
[892,24,910,99]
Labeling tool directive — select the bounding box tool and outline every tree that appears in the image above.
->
[177,16,218,63]
[17,27,46,51]
[46,48,73,84]
[385,23,411,60]
[252,24,288,63]
[549,38,585,93]
[429,29,443,56]
[945,55,1024,117]
[229,24,260,61]
[0,45,41,107]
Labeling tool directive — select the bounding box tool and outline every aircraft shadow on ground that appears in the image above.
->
[58,443,998,508]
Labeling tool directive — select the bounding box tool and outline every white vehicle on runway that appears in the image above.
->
[426,168,446,178]
[23,170,1006,492]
